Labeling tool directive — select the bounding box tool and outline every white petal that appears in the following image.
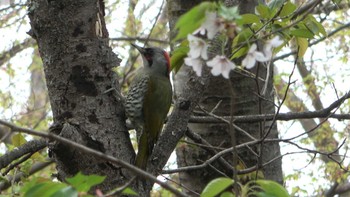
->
[184,57,194,66]
[206,29,218,39]
[254,51,269,62]
[192,63,203,76]
[206,56,220,68]
[188,35,208,59]
[248,43,258,54]
[221,61,235,78]
[201,44,209,60]
[270,36,283,47]
[185,57,203,76]
[263,48,273,60]
[224,60,236,70]
[204,12,217,23]
[193,27,206,36]
[207,56,235,78]
[263,36,283,58]
[187,34,196,41]
[188,47,201,58]
[201,12,223,39]
[210,66,221,76]
[221,69,230,78]
[242,54,256,69]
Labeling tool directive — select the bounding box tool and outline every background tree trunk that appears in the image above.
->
[169,0,282,194]
[28,0,135,191]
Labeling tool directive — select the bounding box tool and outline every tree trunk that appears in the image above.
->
[170,0,283,194]
[28,0,135,192]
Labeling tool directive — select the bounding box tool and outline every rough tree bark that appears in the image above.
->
[27,0,135,192]
[169,0,283,194]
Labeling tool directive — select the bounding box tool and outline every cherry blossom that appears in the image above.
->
[201,12,225,39]
[242,43,268,69]
[187,34,208,60]
[193,27,206,37]
[264,36,284,59]
[184,57,204,76]
[206,55,236,79]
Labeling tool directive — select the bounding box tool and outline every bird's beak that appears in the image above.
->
[131,43,146,54]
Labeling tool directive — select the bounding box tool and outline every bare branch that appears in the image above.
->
[0,139,46,170]
[189,91,350,123]
[0,38,36,66]
[110,36,168,44]
[0,120,187,197]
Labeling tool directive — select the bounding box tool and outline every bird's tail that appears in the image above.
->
[135,132,155,169]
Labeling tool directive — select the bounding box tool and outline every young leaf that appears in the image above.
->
[231,46,248,59]
[236,14,260,25]
[51,186,78,197]
[296,37,308,58]
[279,1,296,17]
[268,0,286,11]
[66,172,105,192]
[255,180,290,197]
[121,187,138,195]
[12,133,27,147]
[305,15,327,37]
[290,28,314,38]
[201,177,234,197]
[220,191,235,197]
[218,4,240,21]
[233,28,253,45]
[256,4,271,19]
[24,182,67,197]
[174,2,217,41]
[171,43,189,73]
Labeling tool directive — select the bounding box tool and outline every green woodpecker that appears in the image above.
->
[125,44,172,169]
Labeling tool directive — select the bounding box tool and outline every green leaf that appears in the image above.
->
[296,37,308,58]
[236,14,260,25]
[305,15,327,36]
[66,172,105,192]
[51,186,78,197]
[12,133,27,147]
[290,28,314,38]
[268,0,286,11]
[332,0,342,5]
[121,187,138,195]
[255,180,290,197]
[170,42,189,73]
[174,2,217,41]
[218,4,240,21]
[201,177,234,197]
[256,4,271,19]
[279,1,296,17]
[24,182,67,197]
[220,191,235,197]
[231,46,248,59]
[233,28,253,45]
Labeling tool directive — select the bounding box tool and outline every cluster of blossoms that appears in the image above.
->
[185,12,283,79]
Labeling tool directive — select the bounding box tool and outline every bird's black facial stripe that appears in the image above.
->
[145,48,153,66]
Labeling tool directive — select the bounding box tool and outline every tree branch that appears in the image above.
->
[0,161,53,191]
[274,22,350,61]
[110,36,168,44]
[0,120,187,197]
[0,38,36,66]
[189,91,350,123]
[0,139,47,170]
